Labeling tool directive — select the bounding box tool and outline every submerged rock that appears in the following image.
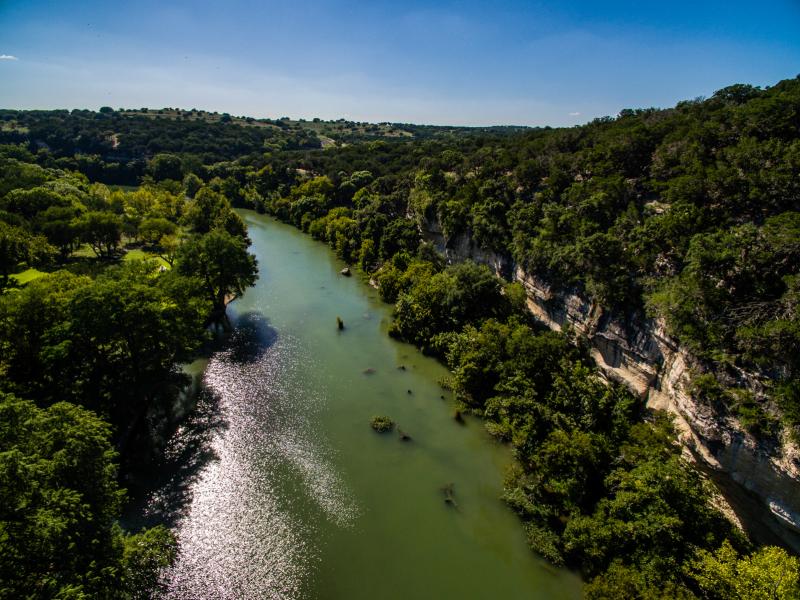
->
[442,483,458,508]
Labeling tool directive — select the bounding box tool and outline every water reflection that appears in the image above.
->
[126,313,279,529]
[140,388,228,528]
[132,309,359,598]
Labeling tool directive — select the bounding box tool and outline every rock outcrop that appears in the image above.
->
[424,219,800,551]
[516,270,800,551]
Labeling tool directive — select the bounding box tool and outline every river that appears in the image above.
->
[128,210,581,599]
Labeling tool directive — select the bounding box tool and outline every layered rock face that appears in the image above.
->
[425,222,800,552]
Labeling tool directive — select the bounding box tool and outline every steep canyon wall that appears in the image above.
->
[422,220,800,551]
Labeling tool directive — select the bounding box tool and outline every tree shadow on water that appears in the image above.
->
[122,386,228,530]
[225,310,279,363]
[122,311,278,530]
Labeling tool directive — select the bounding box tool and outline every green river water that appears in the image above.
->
[133,211,581,599]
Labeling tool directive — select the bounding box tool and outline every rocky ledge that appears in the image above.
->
[423,219,800,551]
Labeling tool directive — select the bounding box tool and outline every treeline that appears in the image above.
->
[0,145,257,597]
[0,108,535,187]
[306,119,531,144]
[0,108,322,185]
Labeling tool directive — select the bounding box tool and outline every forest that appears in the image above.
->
[1,76,799,597]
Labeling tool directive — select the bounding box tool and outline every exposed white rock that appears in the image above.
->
[515,266,800,544]
[422,216,800,550]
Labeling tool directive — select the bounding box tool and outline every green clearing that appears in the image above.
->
[65,243,170,268]
[123,247,170,268]
[70,243,98,258]
[9,267,47,286]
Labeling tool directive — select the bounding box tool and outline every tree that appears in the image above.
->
[585,561,694,599]
[561,453,736,583]
[176,229,258,321]
[146,153,183,182]
[0,221,53,287]
[1,186,71,220]
[44,266,207,425]
[139,217,177,247]
[0,393,121,597]
[0,393,176,598]
[0,158,49,197]
[183,172,203,198]
[0,267,207,428]
[379,218,420,260]
[156,233,181,267]
[38,205,81,257]
[0,272,86,400]
[185,187,236,234]
[690,541,800,599]
[390,261,504,349]
[122,526,178,599]
[77,211,123,257]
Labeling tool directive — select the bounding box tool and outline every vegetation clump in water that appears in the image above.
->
[370,416,395,432]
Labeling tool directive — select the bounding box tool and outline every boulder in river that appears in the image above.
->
[340,267,351,276]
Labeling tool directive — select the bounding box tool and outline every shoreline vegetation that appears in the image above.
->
[0,147,258,597]
[1,75,800,597]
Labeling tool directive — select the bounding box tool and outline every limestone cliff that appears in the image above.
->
[424,220,800,552]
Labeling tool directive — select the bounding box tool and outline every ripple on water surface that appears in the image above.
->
[159,319,358,599]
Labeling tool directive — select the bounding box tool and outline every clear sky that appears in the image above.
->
[1,0,798,126]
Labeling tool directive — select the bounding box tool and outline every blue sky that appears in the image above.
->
[1,1,798,126]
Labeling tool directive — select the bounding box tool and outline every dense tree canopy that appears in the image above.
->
[223,76,800,595]
[0,393,176,599]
